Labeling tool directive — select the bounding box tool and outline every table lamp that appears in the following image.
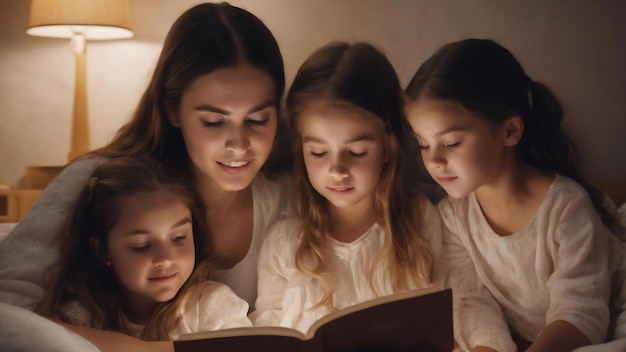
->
[26,0,133,161]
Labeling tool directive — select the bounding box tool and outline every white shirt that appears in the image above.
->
[439,175,612,351]
[251,199,444,333]
[60,281,252,339]
[211,173,291,309]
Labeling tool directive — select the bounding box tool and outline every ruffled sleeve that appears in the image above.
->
[544,191,610,344]
[249,217,301,327]
[171,281,252,340]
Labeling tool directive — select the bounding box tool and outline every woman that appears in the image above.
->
[0,2,291,351]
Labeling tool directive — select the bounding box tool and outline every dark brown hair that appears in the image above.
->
[38,156,210,340]
[94,2,289,177]
[406,38,616,229]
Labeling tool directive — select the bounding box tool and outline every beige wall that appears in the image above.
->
[1,0,624,187]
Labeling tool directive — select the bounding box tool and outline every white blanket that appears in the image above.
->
[0,223,99,351]
[0,223,15,243]
[0,302,98,352]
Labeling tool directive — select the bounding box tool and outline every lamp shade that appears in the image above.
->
[27,0,133,40]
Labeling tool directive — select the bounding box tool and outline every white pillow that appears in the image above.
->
[0,302,99,352]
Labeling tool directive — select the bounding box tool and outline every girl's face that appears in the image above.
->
[300,105,387,211]
[106,190,195,317]
[171,64,278,192]
[405,97,509,199]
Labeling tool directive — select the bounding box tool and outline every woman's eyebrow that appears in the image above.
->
[193,100,276,115]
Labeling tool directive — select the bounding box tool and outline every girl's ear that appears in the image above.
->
[165,104,181,128]
[503,116,524,147]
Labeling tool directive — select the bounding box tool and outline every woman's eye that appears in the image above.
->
[172,234,189,244]
[247,118,269,126]
[445,142,461,148]
[201,120,224,128]
[310,151,326,158]
[419,145,429,151]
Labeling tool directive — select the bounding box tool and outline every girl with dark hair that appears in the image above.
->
[251,42,444,332]
[0,2,290,351]
[404,38,617,351]
[37,156,251,341]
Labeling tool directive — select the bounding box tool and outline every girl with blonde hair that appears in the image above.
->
[251,42,445,332]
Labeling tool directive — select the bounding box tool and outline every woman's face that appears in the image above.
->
[171,64,278,192]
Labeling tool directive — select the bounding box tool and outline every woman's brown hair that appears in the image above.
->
[93,2,290,178]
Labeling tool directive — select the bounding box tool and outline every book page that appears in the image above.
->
[176,325,306,341]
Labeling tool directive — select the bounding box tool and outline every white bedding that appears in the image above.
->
[0,223,15,243]
[0,222,99,352]
[0,302,98,352]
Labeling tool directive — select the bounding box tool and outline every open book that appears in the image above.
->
[175,286,453,352]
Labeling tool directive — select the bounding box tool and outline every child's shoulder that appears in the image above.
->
[175,280,252,338]
[181,281,251,319]
[551,174,587,194]
[544,174,594,208]
[191,280,248,306]
[436,194,472,218]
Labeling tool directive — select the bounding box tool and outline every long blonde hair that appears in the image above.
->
[287,42,435,310]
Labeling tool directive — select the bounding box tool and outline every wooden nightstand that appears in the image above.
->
[0,189,43,222]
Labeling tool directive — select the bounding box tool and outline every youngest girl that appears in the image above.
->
[404,38,616,352]
[251,42,444,332]
[37,156,251,342]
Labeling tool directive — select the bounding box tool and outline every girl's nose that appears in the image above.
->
[424,146,446,169]
[329,157,349,179]
[153,244,173,267]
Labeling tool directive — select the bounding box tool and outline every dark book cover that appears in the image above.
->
[175,287,453,352]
